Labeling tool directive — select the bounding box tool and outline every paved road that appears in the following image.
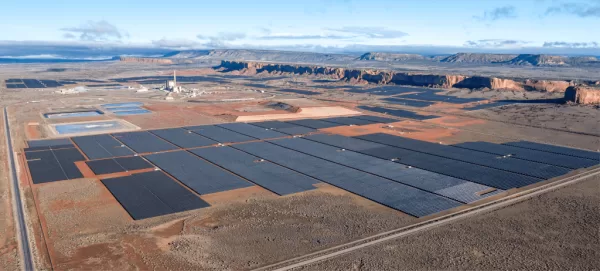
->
[4,107,34,271]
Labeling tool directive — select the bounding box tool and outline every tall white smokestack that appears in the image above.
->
[173,70,177,88]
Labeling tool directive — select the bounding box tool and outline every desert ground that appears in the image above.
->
[1,59,598,270]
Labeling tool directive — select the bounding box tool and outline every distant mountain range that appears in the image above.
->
[146,50,600,67]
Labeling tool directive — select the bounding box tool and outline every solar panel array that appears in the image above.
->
[5,78,75,89]
[24,117,597,220]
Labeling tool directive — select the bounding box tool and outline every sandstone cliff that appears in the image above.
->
[218,60,577,92]
[441,53,518,64]
[358,52,429,61]
[564,86,600,104]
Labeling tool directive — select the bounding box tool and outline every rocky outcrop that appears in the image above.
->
[564,86,600,104]
[358,52,429,61]
[441,53,518,64]
[218,60,578,92]
[119,56,174,64]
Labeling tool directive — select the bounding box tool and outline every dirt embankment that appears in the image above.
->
[217,61,576,92]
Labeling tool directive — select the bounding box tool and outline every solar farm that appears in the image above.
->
[2,62,599,270]
[23,114,599,221]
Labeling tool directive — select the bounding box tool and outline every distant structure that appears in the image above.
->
[164,70,182,93]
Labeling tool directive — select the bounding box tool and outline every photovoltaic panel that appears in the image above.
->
[345,86,436,96]
[150,128,217,148]
[285,119,341,129]
[350,115,399,124]
[276,126,316,135]
[358,106,439,120]
[72,134,134,159]
[113,131,178,153]
[382,98,436,107]
[305,134,541,190]
[319,117,376,126]
[455,141,598,169]
[217,123,287,139]
[52,148,85,179]
[144,151,253,194]
[25,150,68,184]
[191,147,318,195]
[25,148,84,183]
[187,125,255,143]
[355,133,571,180]
[232,141,463,217]
[268,137,500,203]
[504,141,600,161]
[87,156,153,175]
[28,138,73,148]
[102,171,210,220]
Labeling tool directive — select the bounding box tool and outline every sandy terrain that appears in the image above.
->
[1,61,598,270]
[306,175,600,271]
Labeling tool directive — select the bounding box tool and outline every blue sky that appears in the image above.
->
[0,0,599,54]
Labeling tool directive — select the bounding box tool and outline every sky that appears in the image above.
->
[0,0,599,56]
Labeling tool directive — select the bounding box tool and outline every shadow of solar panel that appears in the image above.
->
[113,131,178,153]
[102,171,210,220]
[268,137,499,203]
[232,141,462,217]
[456,141,598,169]
[382,98,436,107]
[145,151,253,194]
[285,119,341,129]
[358,106,439,120]
[356,133,570,180]
[187,125,255,143]
[320,117,375,126]
[504,141,600,161]
[28,138,72,148]
[305,134,541,190]
[191,147,318,195]
[350,115,399,124]
[217,123,287,139]
[150,128,217,148]
[72,134,134,159]
[25,150,67,184]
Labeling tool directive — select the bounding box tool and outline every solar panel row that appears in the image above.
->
[144,150,254,195]
[268,137,501,203]
[504,141,600,161]
[25,148,84,184]
[382,98,436,108]
[86,156,153,175]
[72,134,134,159]
[304,134,542,190]
[356,134,571,180]
[454,141,598,169]
[232,141,463,217]
[102,171,210,220]
[191,146,319,195]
